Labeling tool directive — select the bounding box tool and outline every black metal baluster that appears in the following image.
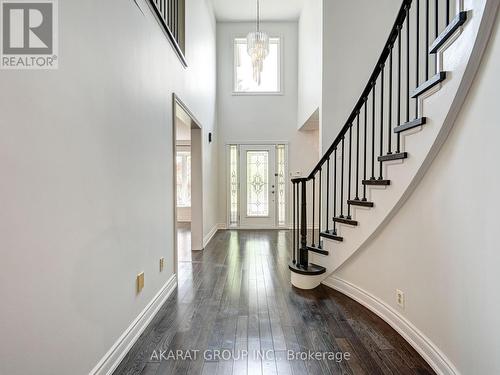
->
[379,66,384,180]
[318,168,322,247]
[340,137,345,218]
[388,47,393,155]
[371,84,376,180]
[426,0,430,81]
[355,112,360,200]
[333,149,337,233]
[397,25,402,153]
[312,176,316,247]
[363,101,368,201]
[406,3,410,123]
[296,182,300,263]
[435,0,438,73]
[292,182,296,264]
[168,0,172,30]
[347,125,352,218]
[326,158,330,233]
[416,0,420,117]
[446,0,450,25]
[300,180,307,267]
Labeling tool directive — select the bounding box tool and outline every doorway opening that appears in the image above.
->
[227,143,289,229]
[173,94,203,268]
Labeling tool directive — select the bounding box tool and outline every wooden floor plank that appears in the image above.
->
[113,229,435,375]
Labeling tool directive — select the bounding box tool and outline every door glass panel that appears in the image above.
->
[277,145,286,226]
[229,145,239,226]
[246,151,269,217]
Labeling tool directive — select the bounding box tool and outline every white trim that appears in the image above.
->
[225,140,290,146]
[89,274,178,375]
[232,226,281,230]
[203,224,220,247]
[322,276,460,375]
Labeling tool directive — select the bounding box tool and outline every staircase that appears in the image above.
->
[289,0,498,289]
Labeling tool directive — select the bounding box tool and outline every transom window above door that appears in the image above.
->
[233,37,281,94]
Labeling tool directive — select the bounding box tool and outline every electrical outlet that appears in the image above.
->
[137,272,145,293]
[396,289,405,309]
[159,258,165,272]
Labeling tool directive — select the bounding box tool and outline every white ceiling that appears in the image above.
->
[211,0,305,22]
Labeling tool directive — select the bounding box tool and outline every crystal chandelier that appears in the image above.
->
[247,0,269,85]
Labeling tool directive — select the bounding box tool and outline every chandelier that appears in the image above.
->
[247,0,269,85]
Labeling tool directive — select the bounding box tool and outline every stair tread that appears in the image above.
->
[394,117,427,133]
[333,216,358,226]
[378,152,408,162]
[348,199,374,207]
[363,179,391,186]
[320,231,344,242]
[411,72,447,98]
[289,261,326,276]
[306,245,329,256]
[430,11,468,54]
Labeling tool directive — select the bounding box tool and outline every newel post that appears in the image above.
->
[299,179,308,267]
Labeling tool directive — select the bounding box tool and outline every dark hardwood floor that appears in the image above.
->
[113,229,435,375]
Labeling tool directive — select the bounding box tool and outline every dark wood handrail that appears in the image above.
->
[306,0,412,180]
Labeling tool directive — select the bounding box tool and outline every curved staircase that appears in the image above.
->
[289,0,498,289]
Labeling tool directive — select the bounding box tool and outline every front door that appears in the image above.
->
[240,145,276,228]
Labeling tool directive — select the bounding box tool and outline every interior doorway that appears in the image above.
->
[173,94,203,269]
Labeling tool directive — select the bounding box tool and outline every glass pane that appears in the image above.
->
[247,151,269,217]
[229,145,239,226]
[176,151,191,207]
[234,37,280,93]
[277,145,286,226]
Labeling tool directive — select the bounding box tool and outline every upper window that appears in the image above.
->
[233,37,281,94]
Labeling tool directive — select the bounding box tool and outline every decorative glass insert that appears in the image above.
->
[176,150,191,207]
[277,145,286,226]
[234,37,281,93]
[229,145,239,226]
[246,151,269,217]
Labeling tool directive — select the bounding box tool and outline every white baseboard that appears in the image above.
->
[203,224,225,247]
[89,274,178,375]
[322,276,459,375]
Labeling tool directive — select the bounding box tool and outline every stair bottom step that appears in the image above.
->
[307,245,329,256]
[289,261,326,276]
[320,231,344,242]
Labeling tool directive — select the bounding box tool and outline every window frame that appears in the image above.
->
[232,35,284,96]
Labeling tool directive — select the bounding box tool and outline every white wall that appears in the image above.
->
[216,21,319,226]
[334,18,500,375]
[297,0,322,129]
[0,0,217,374]
[321,0,401,153]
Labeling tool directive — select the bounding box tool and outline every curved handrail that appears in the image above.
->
[304,0,412,181]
